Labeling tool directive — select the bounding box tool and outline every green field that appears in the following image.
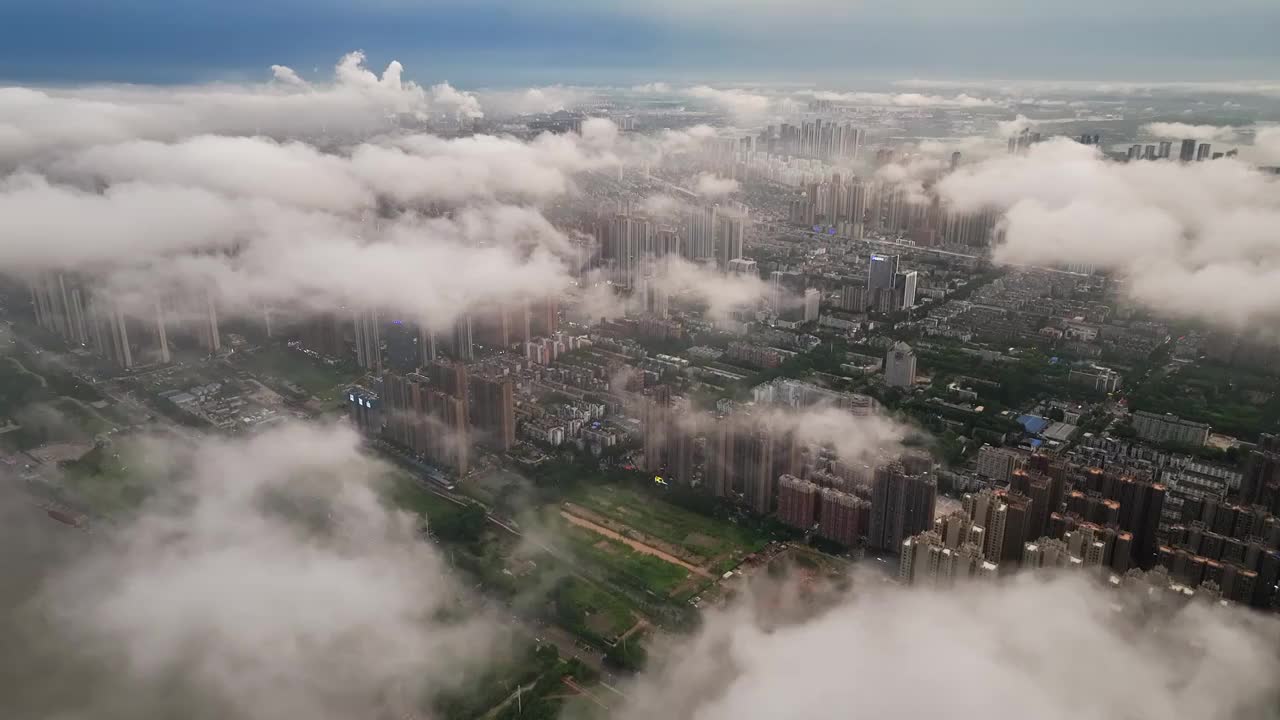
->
[546,509,692,596]
[235,345,361,400]
[567,484,768,570]
[553,575,637,644]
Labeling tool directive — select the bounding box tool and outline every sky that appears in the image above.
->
[2,0,1279,86]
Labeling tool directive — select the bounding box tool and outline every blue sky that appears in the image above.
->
[2,0,1278,86]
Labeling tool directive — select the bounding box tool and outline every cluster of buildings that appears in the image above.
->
[787,174,1001,248]
[29,272,221,369]
[923,435,1280,609]
[601,203,749,291]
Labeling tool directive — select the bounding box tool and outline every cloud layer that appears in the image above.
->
[615,572,1280,720]
[938,138,1280,330]
[1,422,505,720]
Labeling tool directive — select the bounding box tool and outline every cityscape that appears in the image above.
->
[2,2,1280,719]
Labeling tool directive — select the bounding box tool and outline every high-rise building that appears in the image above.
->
[884,342,916,388]
[802,289,820,323]
[353,310,382,372]
[609,213,655,288]
[30,273,92,348]
[1179,139,1197,162]
[715,212,746,269]
[300,313,345,358]
[1158,141,1173,159]
[893,270,918,311]
[818,487,871,547]
[449,314,475,362]
[470,373,515,451]
[867,254,899,293]
[685,205,717,263]
[976,445,1020,483]
[1196,143,1212,162]
[778,474,821,530]
[868,463,937,551]
[963,489,1009,562]
[383,320,419,373]
[345,386,382,438]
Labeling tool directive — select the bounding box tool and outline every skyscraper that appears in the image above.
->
[609,213,655,288]
[1196,143,1212,161]
[884,342,916,388]
[685,205,717,263]
[715,212,746,269]
[868,463,936,551]
[470,373,515,451]
[353,310,382,372]
[894,270,918,311]
[1179,139,1197,162]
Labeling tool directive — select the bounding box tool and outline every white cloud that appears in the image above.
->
[695,172,740,198]
[938,138,1280,330]
[686,86,773,121]
[809,90,1002,109]
[632,82,673,94]
[616,573,1280,720]
[9,422,507,719]
[1142,122,1242,142]
[476,85,593,116]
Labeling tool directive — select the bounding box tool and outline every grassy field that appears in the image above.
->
[235,345,360,400]
[551,512,692,596]
[567,484,768,570]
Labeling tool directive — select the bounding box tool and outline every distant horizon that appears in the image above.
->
[3,0,1278,87]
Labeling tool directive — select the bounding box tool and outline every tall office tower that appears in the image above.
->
[868,463,937,551]
[353,310,382,372]
[609,213,655,288]
[778,474,821,530]
[30,272,91,347]
[449,314,475,362]
[867,253,899,296]
[893,270,918,310]
[1196,143,1212,161]
[950,151,961,172]
[963,488,1009,562]
[1158,140,1173,159]
[684,205,717,263]
[1143,144,1157,160]
[1179,139,1197,162]
[470,374,515,451]
[884,342,917,388]
[998,490,1033,568]
[715,213,746,269]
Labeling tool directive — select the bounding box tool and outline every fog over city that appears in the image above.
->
[2,2,1280,719]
